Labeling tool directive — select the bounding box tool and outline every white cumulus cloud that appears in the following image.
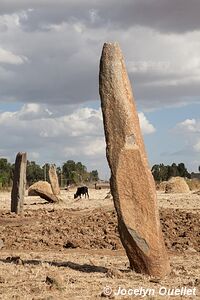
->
[177,118,200,133]
[138,112,156,135]
[174,118,200,159]
[0,103,107,176]
[0,47,26,64]
[0,103,156,177]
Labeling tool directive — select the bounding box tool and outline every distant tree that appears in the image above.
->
[62,160,99,184]
[42,163,50,182]
[151,164,169,182]
[151,164,161,182]
[151,162,190,182]
[62,160,79,184]
[90,170,99,181]
[63,160,76,180]
[168,163,180,178]
[76,162,87,175]
[177,163,191,178]
[56,166,61,176]
[26,161,44,186]
[159,164,169,181]
[0,158,12,187]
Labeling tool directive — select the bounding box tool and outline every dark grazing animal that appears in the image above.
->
[74,186,89,199]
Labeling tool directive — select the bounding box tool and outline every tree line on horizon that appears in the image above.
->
[0,158,99,188]
[0,157,197,189]
[151,163,191,182]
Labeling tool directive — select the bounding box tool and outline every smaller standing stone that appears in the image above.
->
[11,152,27,214]
[49,164,60,195]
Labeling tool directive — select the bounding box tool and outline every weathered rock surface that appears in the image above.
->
[28,181,52,196]
[99,42,170,278]
[28,181,59,203]
[11,152,27,214]
[49,164,60,195]
[32,188,59,203]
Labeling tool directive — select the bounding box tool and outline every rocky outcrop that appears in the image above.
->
[28,181,59,203]
[99,42,170,278]
[31,188,60,203]
[165,177,190,193]
[28,181,52,196]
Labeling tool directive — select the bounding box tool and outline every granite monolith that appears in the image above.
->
[99,42,170,278]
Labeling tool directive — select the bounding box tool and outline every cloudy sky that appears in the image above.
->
[0,0,200,178]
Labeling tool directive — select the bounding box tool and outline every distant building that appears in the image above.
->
[191,172,200,179]
[94,182,110,189]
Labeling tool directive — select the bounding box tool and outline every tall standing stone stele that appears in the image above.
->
[49,164,60,195]
[11,152,27,214]
[99,42,170,278]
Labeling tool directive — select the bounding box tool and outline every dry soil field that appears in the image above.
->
[0,188,199,300]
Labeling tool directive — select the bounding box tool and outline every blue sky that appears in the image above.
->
[0,102,22,112]
[143,103,200,173]
[0,0,200,178]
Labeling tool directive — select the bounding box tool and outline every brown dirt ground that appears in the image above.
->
[0,188,199,299]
